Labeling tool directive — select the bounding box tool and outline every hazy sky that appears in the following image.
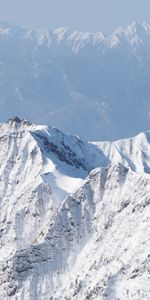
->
[0,0,150,33]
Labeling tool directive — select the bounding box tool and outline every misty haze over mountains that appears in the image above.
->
[0,20,150,140]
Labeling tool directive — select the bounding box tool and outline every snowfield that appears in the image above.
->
[0,117,150,299]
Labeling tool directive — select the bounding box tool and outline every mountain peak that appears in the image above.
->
[0,120,150,298]
[8,116,22,123]
[7,116,33,127]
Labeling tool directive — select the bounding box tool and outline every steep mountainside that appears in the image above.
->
[0,117,107,261]
[1,118,150,299]
[0,21,150,139]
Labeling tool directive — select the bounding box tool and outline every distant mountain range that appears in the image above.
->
[0,20,150,140]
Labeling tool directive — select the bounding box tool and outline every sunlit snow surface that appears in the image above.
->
[0,118,150,299]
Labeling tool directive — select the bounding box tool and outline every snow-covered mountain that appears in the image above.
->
[0,20,150,140]
[1,117,150,299]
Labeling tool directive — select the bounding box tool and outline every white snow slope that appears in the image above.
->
[1,117,150,299]
[1,20,150,140]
